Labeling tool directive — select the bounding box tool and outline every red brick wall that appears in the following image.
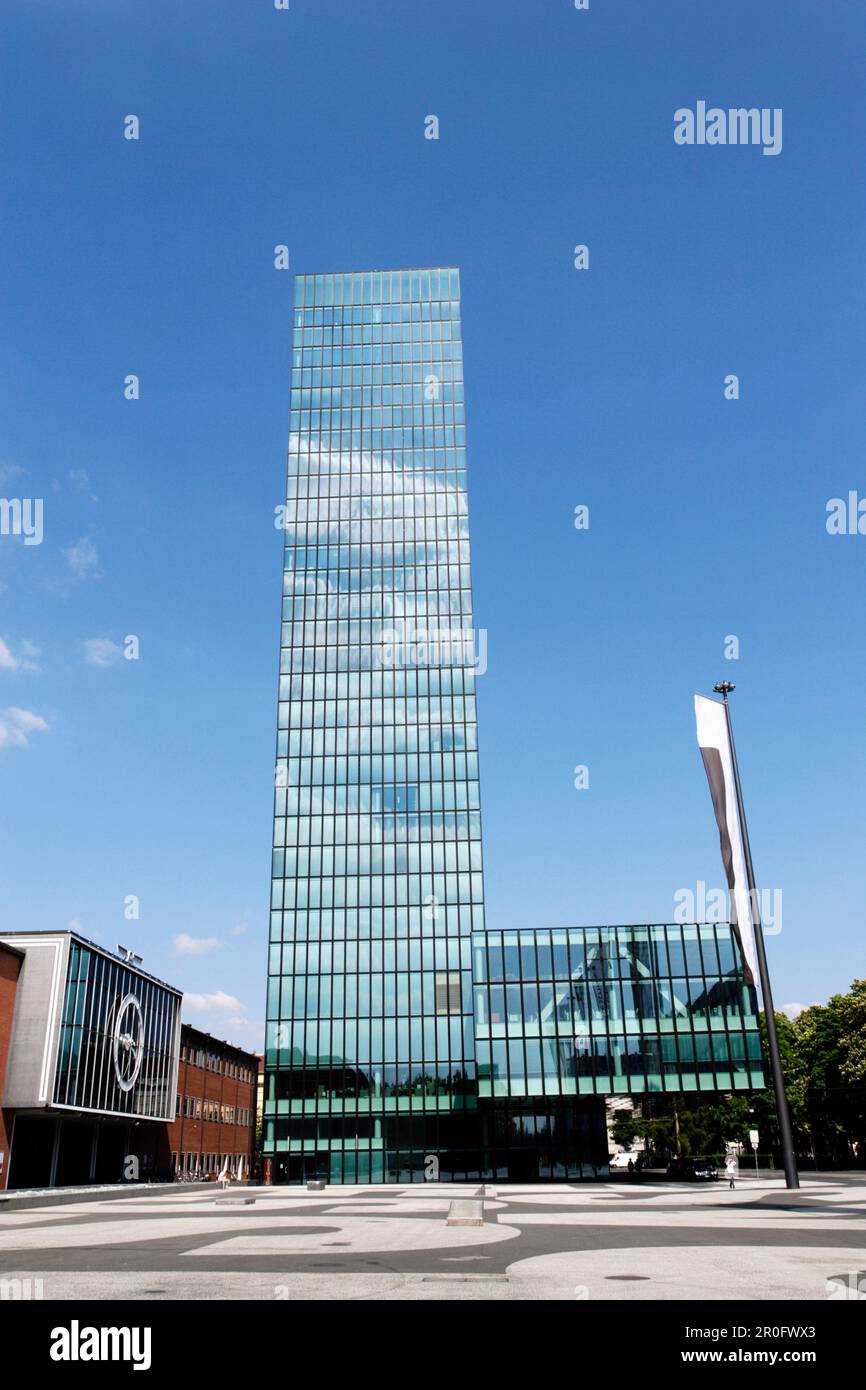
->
[167,1032,258,1179]
[0,947,23,1191]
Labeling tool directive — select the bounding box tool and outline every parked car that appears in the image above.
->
[609,1151,641,1172]
[667,1157,719,1181]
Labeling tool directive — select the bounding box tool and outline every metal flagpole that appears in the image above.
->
[714,682,800,1190]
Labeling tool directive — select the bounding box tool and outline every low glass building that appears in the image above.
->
[473,923,763,1099]
[473,923,763,1180]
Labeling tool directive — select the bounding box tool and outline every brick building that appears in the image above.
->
[0,941,24,1189]
[169,1025,258,1180]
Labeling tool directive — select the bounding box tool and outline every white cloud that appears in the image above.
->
[63,536,102,580]
[780,1002,819,1020]
[183,990,242,1013]
[83,637,122,667]
[68,919,98,939]
[230,922,249,937]
[0,638,40,673]
[68,469,97,501]
[783,1000,822,1023]
[225,1016,262,1041]
[0,464,25,485]
[173,933,222,957]
[0,706,48,749]
[21,640,40,670]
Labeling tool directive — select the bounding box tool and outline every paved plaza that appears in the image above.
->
[1,1174,865,1301]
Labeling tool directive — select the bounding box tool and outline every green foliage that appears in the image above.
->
[792,982,866,1162]
[624,979,866,1168]
[610,1113,639,1149]
[838,979,866,1086]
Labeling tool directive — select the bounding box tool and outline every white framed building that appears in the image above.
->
[0,931,182,1189]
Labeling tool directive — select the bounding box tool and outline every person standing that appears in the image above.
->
[725,1155,738,1190]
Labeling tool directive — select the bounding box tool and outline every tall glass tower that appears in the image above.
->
[264,268,485,1183]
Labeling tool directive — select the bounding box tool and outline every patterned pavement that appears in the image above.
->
[1,1176,864,1300]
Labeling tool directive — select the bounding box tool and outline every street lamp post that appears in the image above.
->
[713,681,800,1190]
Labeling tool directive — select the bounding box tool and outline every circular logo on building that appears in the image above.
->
[113,993,144,1092]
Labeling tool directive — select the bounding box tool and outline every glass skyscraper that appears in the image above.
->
[263,266,764,1184]
[265,268,484,1182]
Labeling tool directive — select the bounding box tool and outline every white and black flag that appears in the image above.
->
[694,694,758,985]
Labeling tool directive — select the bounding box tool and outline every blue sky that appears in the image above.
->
[1,0,864,1046]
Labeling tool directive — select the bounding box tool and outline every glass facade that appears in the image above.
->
[262,267,766,1184]
[264,267,484,1182]
[53,938,182,1121]
[473,923,762,1181]
[473,924,763,1100]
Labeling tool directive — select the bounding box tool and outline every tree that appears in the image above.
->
[610,1113,639,1150]
[838,979,866,1086]
[749,1008,808,1161]
[794,998,849,1164]
[630,1113,677,1162]
[603,982,866,1170]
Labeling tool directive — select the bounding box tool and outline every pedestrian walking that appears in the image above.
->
[725,1155,738,1190]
